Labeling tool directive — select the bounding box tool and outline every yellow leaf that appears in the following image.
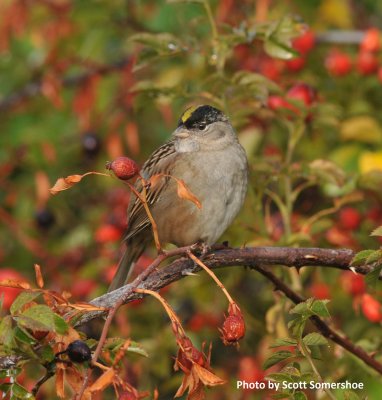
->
[319,0,352,28]
[359,151,382,173]
[341,116,382,144]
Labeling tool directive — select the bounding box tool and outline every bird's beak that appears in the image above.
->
[174,127,190,139]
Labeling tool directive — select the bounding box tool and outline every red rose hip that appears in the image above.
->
[106,156,139,180]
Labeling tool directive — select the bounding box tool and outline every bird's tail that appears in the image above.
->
[108,242,145,292]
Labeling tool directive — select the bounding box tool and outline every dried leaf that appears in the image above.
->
[176,179,202,209]
[88,368,115,392]
[371,226,382,237]
[49,172,108,195]
[65,302,106,311]
[65,366,84,393]
[192,363,225,386]
[113,338,131,366]
[34,264,44,288]
[56,366,65,398]
[0,279,30,290]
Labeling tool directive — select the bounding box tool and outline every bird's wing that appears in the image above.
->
[124,140,177,241]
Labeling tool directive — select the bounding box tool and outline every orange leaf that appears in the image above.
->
[56,367,65,398]
[88,368,115,392]
[34,264,44,288]
[176,179,202,209]
[192,363,225,386]
[65,302,105,311]
[0,279,30,289]
[65,366,84,393]
[113,338,131,366]
[49,172,109,195]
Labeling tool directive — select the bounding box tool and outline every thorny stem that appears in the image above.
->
[253,265,382,375]
[187,251,235,304]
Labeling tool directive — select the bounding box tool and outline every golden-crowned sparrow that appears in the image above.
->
[109,105,248,291]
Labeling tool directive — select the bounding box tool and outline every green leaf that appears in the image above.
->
[311,300,330,318]
[309,345,322,360]
[290,301,309,316]
[264,36,296,60]
[263,350,294,370]
[10,382,34,399]
[351,250,375,265]
[266,372,293,383]
[264,16,300,60]
[53,314,68,335]
[371,226,382,237]
[365,265,382,288]
[270,337,298,348]
[0,316,14,347]
[129,32,184,55]
[40,345,55,363]
[17,305,56,332]
[10,292,41,315]
[0,383,11,396]
[293,391,307,400]
[104,338,148,357]
[366,250,382,263]
[302,333,328,346]
[14,327,36,345]
[343,390,361,400]
[282,365,301,377]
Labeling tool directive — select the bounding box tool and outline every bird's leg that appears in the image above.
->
[182,241,211,276]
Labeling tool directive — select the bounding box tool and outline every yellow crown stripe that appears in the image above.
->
[181,105,198,123]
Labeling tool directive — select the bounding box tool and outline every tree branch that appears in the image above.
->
[75,246,358,325]
[253,265,382,375]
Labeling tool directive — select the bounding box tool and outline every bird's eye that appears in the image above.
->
[198,123,207,130]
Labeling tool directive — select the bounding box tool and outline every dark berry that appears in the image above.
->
[35,209,56,229]
[67,340,92,363]
[82,132,101,157]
